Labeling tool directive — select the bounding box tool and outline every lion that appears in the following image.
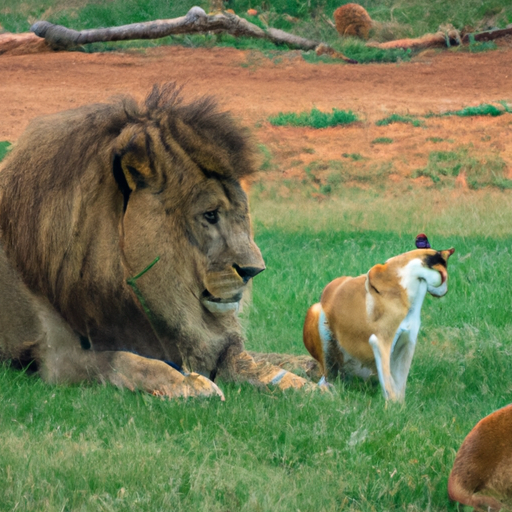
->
[0,83,314,399]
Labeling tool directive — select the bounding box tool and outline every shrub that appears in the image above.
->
[269,108,358,129]
[375,114,423,127]
[371,137,394,144]
[0,142,12,162]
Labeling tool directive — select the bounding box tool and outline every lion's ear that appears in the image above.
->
[114,126,155,192]
[366,263,394,296]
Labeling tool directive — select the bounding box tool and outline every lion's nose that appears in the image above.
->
[233,264,265,283]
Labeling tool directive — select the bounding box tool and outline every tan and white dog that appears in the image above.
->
[303,246,455,401]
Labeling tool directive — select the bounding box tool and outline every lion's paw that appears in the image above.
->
[153,372,225,400]
[183,372,226,401]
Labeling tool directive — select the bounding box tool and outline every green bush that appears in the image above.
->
[269,108,358,128]
[376,114,423,127]
[0,142,12,162]
[371,137,394,144]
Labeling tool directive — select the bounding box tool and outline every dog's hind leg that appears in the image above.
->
[303,303,330,386]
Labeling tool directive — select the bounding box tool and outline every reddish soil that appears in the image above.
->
[1,43,512,185]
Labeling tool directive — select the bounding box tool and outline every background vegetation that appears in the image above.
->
[0,142,12,162]
[269,108,358,128]
[1,0,511,61]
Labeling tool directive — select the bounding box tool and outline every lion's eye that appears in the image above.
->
[204,210,219,225]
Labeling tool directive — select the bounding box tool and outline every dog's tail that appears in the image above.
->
[303,303,326,379]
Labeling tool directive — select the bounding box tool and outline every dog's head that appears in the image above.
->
[366,247,455,300]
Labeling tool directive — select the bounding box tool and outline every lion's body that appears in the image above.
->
[333,3,372,40]
[448,404,512,511]
[0,84,312,398]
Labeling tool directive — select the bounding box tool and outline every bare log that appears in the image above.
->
[0,32,52,55]
[462,26,512,43]
[368,25,512,52]
[30,6,356,62]
[367,29,461,51]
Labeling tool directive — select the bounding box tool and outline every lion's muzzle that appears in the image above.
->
[201,263,264,315]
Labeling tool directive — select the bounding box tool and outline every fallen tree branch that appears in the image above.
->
[30,6,357,63]
[461,26,512,43]
[367,28,461,51]
[0,32,52,55]
[368,25,512,52]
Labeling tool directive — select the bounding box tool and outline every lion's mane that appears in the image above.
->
[0,84,257,372]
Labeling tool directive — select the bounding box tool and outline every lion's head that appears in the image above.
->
[0,84,264,375]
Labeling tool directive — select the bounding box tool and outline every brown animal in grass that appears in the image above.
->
[333,3,372,40]
[303,247,454,401]
[448,404,512,511]
[0,83,314,399]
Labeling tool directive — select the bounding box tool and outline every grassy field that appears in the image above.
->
[1,185,511,511]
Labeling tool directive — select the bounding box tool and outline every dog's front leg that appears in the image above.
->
[368,334,401,401]
[388,279,425,400]
[389,328,416,400]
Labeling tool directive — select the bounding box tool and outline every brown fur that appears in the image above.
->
[333,3,372,40]
[249,351,322,381]
[448,404,512,511]
[0,83,314,398]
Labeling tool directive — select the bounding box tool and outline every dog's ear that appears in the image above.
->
[366,263,395,296]
[441,248,455,262]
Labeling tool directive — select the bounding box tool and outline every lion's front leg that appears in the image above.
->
[41,347,225,400]
[34,306,224,399]
[35,323,223,400]
[217,347,318,391]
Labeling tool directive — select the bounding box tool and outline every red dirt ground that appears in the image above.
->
[1,42,512,185]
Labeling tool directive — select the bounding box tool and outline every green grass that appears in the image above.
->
[372,137,394,144]
[267,101,510,137]
[301,39,412,64]
[333,38,412,64]
[445,103,512,117]
[257,143,276,172]
[268,108,358,129]
[342,153,364,161]
[426,102,512,119]
[0,142,12,162]
[412,148,512,189]
[2,187,512,510]
[467,34,498,53]
[376,114,424,127]
[303,159,391,187]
